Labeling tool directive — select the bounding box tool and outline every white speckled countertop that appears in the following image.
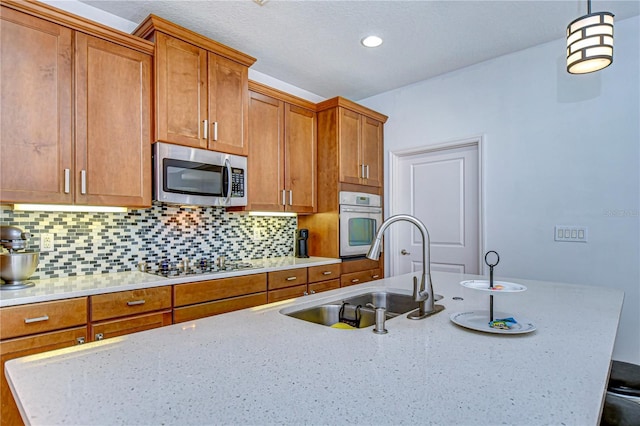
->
[0,256,341,307]
[5,271,624,425]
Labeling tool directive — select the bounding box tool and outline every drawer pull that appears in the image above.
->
[372,275,380,279]
[286,277,297,281]
[322,271,332,276]
[127,300,146,306]
[95,333,104,341]
[351,279,360,283]
[76,337,85,345]
[24,315,49,324]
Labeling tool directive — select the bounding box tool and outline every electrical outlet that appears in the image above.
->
[40,233,55,251]
[253,227,266,241]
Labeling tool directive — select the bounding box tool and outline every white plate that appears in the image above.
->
[450,311,536,334]
[460,280,527,293]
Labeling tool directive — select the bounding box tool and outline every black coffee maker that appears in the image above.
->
[295,229,309,258]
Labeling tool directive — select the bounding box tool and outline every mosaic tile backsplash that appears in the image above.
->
[1,204,297,279]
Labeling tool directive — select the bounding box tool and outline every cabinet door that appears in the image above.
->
[338,108,362,185]
[75,33,152,207]
[208,53,249,156]
[0,7,73,204]
[247,91,284,211]
[360,116,383,187]
[284,104,316,213]
[155,32,207,148]
[1,327,87,425]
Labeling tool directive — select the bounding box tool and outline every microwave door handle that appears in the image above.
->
[224,158,232,205]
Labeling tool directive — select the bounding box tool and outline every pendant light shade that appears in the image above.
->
[566,0,614,74]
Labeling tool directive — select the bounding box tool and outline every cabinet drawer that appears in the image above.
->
[341,258,380,275]
[267,268,307,290]
[173,292,267,323]
[91,310,172,341]
[90,286,171,322]
[308,263,341,283]
[308,278,340,294]
[267,284,308,303]
[174,273,267,307]
[0,298,87,340]
[340,269,382,287]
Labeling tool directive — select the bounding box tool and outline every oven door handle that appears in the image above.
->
[223,157,232,206]
[341,208,383,214]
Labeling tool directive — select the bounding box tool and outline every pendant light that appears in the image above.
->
[566,0,614,74]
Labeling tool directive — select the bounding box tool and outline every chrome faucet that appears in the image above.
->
[366,214,444,320]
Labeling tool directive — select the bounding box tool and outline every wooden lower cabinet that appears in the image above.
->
[173,274,267,323]
[267,264,341,303]
[0,296,88,426]
[1,326,88,426]
[341,257,383,287]
[88,286,172,342]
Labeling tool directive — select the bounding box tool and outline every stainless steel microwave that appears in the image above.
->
[153,142,247,207]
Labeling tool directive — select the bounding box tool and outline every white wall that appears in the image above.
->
[360,16,640,364]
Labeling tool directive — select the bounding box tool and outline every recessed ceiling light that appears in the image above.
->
[361,35,383,48]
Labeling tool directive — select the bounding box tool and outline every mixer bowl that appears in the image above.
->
[1,251,39,284]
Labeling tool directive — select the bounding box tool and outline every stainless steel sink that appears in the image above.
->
[282,290,420,328]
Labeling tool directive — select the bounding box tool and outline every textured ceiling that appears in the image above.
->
[79,0,640,101]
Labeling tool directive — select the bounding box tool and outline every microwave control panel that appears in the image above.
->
[231,168,245,197]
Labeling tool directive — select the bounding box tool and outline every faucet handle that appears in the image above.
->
[413,276,430,302]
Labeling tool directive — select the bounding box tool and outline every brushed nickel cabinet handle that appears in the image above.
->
[372,275,380,279]
[127,300,145,306]
[81,170,87,195]
[286,276,297,281]
[64,169,70,193]
[95,333,104,341]
[203,119,208,139]
[24,315,49,324]
[282,189,286,206]
[365,164,370,179]
[322,271,332,275]
[351,279,360,283]
[213,121,218,141]
[76,337,85,345]
[289,190,293,206]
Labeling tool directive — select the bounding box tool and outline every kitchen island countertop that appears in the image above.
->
[0,256,341,307]
[5,271,624,425]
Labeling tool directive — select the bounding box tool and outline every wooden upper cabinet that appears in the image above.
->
[338,108,362,185]
[316,97,387,189]
[155,32,207,149]
[284,103,316,213]
[0,7,73,204]
[134,15,255,156]
[360,116,383,188]
[208,53,249,156]
[75,33,152,207]
[247,82,316,213]
[248,91,284,211]
[0,2,153,208]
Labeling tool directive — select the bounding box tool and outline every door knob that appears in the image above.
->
[401,249,410,255]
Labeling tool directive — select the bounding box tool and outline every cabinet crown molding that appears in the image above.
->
[316,96,388,123]
[133,14,256,67]
[248,80,316,111]
[1,0,154,54]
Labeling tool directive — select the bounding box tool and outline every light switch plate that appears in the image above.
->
[554,226,588,243]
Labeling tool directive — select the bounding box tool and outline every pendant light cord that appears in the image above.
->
[587,0,592,14]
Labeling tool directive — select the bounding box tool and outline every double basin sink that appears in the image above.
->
[281,289,420,329]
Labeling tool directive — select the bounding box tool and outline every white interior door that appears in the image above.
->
[390,142,480,275]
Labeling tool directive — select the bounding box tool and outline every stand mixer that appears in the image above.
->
[0,225,39,290]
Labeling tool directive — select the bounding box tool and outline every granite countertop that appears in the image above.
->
[0,256,341,307]
[5,270,624,425]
